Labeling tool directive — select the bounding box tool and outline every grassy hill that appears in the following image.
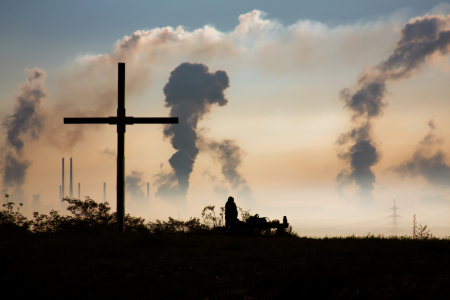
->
[3,232,450,298]
[2,197,450,299]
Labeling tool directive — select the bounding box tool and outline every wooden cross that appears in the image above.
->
[64,63,178,232]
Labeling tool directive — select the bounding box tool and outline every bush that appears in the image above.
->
[147,217,210,234]
[1,196,215,234]
[201,204,251,227]
[0,196,151,233]
[0,201,31,233]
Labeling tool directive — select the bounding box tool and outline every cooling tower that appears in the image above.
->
[70,157,73,199]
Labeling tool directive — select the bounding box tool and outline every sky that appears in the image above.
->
[1,0,450,237]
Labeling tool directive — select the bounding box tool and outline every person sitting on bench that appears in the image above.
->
[225,196,238,230]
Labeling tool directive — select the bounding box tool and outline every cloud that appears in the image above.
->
[199,138,254,204]
[125,171,148,206]
[93,9,403,74]
[213,181,230,199]
[4,10,449,204]
[391,121,450,187]
[419,194,450,207]
[43,54,151,153]
[99,147,116,159]
[4,9,408,156]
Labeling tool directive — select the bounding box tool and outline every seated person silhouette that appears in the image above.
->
[225,196,238,230]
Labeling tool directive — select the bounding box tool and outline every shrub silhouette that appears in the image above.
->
[201,205,251,227]
[147,217,210,234]
[28,197,150,233]
[1,196,211,234]
[201,205,224,227]
[1,196,293,236]
[0,201,31,233]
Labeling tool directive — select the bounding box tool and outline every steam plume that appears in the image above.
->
[336,15,450,203]
[44,56,151,153]
[1,68,46,193]
[155,62,229,209]
[2,153,31,192]
[201,138,253,204]
[391,120,450,187]
[125,171,148,205]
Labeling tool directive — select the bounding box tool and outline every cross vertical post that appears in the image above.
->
[117,63,125,232]
[64,62,178,232]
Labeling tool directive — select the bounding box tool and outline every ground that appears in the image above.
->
[2,231,450,299]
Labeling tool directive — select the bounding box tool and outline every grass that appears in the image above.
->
[2,197,450,299]
[2,231,450,299]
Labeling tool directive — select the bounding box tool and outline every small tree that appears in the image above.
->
[202,204,251,227]
[412,214,431,239]
[237,206,251,222]
[201,205,224,227]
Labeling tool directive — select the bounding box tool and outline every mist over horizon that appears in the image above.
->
[1,2,449,237]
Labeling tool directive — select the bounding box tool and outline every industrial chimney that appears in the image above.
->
[103,182,106,203]
[70,157,73,199]
[62,158,65,198]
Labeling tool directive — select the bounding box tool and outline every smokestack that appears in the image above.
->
[147,182,149,200]
[103,182,106,203]
[70,158,73,199]
[62,158,65,198]
[78,183,80,200]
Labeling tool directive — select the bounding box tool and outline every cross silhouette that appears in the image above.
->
[64,63,178,232]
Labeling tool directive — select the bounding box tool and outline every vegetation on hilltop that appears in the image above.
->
[0,195,292,235]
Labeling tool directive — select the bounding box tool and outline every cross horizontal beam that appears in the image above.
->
[64,117,178,125]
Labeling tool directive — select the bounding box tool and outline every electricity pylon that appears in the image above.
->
[386,199,401,233]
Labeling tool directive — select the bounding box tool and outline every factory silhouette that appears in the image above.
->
[26,157,151,214]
